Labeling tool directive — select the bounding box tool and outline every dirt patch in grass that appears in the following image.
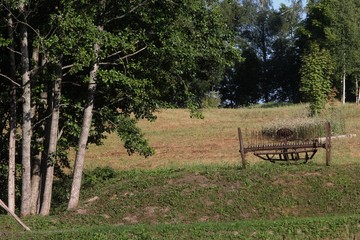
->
[167,173,212,186]
[122,215,138,224]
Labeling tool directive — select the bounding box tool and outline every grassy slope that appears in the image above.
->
[1,104,360,239]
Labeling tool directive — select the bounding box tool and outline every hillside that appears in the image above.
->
[1,104,360,239]
[2,163,360,239]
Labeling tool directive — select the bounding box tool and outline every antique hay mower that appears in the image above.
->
[238,122,331,168]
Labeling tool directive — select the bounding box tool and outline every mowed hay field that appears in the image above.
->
[84,103,360,170]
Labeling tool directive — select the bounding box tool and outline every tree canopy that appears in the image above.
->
[0,0,238,215]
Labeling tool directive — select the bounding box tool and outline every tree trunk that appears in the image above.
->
[30,147,42,215]
[356,77,359,104]
[68,41,100,210]
[342,68,346,104]
[30,55,50,215]
[341,54,346,105]
[7,12,17,214]
[30,48,43,215]
[0,200,31,231]
[19,3,32,217]
[40,63,62,216]
[260,16,269,102]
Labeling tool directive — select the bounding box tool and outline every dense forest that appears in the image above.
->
[0,0,360,217]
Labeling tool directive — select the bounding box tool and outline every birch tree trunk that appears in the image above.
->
[19,3,32,217]
[40,63,62,215]
[30,48,42,215]
[7,11,16,214]
[30,145,42,215]
[342,67,346,104]
[342,53,346,105]
[356,77,359,104]
[68,41,100,210]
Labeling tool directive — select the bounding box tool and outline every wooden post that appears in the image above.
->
[325,122,331,166]
[238,128,246,168]
[0,199,31,231]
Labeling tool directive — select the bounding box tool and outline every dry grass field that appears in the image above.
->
[83,103,360,170]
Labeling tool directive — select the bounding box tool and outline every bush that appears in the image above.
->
[202,91,221,108]
[300,44,334,116]
[83,167,117,186]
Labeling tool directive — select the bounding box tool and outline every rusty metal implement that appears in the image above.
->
[238,122,331,168]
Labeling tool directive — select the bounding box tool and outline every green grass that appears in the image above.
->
[2,163,360,239]
[77,164,360,223]
[2,215,360,239]
[1,103,360,239]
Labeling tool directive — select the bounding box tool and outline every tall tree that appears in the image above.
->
[18,1,32,217]
[326,0,360,104]
[221,48,261,106]
[221,0,304,105]
[65,0,238,209]
[68,30,101,210]
[39,63,62,215]
[300,0,360,104]
[6,10,17,214]
[269,1,304,102]
[0,0,237,214]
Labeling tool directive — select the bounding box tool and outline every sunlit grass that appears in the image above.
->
[82,103,360,170]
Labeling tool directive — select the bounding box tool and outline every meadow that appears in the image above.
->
[85,103,360,169]
[1,103,360,239]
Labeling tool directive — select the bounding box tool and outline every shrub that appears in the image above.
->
[83,167,117,186]
[202,91,221,108]
[300,44,334,116]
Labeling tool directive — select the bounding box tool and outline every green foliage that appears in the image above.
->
[51,175,72,213]
[0,0,240,217]
[142,0,239,106]
[219,0,304,105]
[300,0,360,102]
[323,0,360,78]
[83,167,117,187]
[221,48,262,106]
[186,100,204,119]
[115,115,154,157]
[0,164,9,214]
[300,44,334,116]
[202,91,221,108]
[0,163,22,214]
[0,36,11,47]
